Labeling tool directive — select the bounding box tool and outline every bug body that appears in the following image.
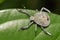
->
[17,7,51,36]
[30,12,50,27]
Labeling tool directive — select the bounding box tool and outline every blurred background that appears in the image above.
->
[0,0,60,14]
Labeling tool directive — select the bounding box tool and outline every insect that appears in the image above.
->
[16,7,51,36]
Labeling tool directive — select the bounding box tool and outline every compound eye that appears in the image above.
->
[47,16,50,21]
[47,18,49,21]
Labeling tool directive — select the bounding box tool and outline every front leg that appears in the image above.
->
[16,9,31,17]
[40,7,51,13]
[18,22,33,31]
[40,26,51,36]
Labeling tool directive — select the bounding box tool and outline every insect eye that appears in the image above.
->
[47,18,49,21]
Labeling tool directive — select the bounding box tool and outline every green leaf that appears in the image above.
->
[0,9,60,40]
[0,0,5,3]
[0,9,35,40]
[34,23,60,40]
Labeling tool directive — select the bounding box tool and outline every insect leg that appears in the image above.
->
[16,9,31,17]
[35,24,37,31]
[40,26,51,36]
[40,7,51,13]
[18,22,33,31]
[35,24,38,36]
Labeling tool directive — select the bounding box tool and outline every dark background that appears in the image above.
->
[0,0,60,14]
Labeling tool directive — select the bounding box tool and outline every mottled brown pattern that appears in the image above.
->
[34,12,50,27]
